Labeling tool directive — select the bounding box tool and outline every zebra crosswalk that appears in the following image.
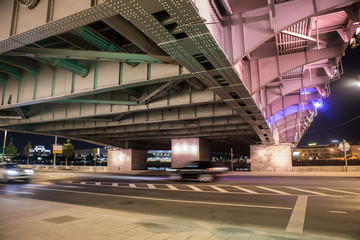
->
[70,181,360,197]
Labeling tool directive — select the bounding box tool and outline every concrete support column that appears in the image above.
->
[250,143,292,172]
[107,149,147,171]
[171,138,209,168]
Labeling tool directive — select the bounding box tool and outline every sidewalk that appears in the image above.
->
[0,195,346,240]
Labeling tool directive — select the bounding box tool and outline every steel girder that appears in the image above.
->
[0,61,191,109]
[75,124,253,140]
[247,46,345,95]
[0,86,219,126]
[2,102,239,131]
[223,0,358,63]
[0,0,358,148]
[42,115,247,136]
[267,103,315,126]
[108,0,272,143]
[5,47,172,63]
[271,110,312,131]
[263,92,320,120]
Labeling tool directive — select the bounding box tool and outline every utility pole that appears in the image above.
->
[231,147,233,173]
[53,136,57,170]
[343,139,348,172]
[2,130,7,162]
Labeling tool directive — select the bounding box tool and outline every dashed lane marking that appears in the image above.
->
[232,186,258,194]
[166,184,178,190]
[95,182,101,186]
[257,186,291,195]
[286,195,308,233]
[80,182,86,185]
[129,184,136,188]
[210,185,228,193]
[112,183,118,187]
[286,187,329,196]
[22,186,292,210]
[187,185,203,192]
[147,184,156,189]
[329,210,347,214]
[317,187,360,196]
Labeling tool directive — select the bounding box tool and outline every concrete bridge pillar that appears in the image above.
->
[250,143,292,172]
[171,138,209,168]
[107,149,147,171]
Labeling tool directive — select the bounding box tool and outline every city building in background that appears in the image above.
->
[293,143,360,161]
[75,148,108,159]
[29,146,51,156]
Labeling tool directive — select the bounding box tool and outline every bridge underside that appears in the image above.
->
[0,0,359,154]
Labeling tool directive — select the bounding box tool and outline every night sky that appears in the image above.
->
[299,46,360,146]
[0,46,359,153]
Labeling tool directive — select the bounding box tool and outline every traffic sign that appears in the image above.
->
[338,141,350,151]
[52,144,62,154]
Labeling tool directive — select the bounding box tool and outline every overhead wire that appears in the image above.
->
[307,114,360,133]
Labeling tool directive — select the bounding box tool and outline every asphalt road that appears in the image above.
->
[1,172,360,239]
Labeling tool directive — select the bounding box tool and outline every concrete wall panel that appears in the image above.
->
[250,144,292,172]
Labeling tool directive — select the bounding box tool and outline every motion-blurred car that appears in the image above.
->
[0,163,34,183]
[168,161,228,182]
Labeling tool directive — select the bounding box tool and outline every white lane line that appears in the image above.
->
[7,191,36,195]
[187,185,203,192]
[67,181,72,183]
[317,187,360,196]
[80,182,86,185]
[286,187,329,196]
[147,184,156,189]
[129,183,136,188]
[233,186,258,194]
[329,210,347,214]
[257,186,291,195]
[112,183,118,187]
[210,185,228,193]
[95,182,101,186]
[286,195,308,233]
[22,186,292,210]
[166,184,178,190]
[59,185,84,189]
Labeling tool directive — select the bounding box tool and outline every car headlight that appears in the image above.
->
[25,169,34,175]
[6,170,19,175]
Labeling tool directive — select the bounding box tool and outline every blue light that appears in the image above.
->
[301,88,317,95]
[312,100,322,109]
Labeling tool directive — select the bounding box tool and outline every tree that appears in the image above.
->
[62,139,74,167]
[23,142,33,165]
[6,138,17,160]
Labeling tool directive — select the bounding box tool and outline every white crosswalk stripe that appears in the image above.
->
[129,183,136,188]
[187,185,203,192]
[147,184,156,189]
[210,185,228,193]
[286,187,329,196]
[166,184,178,190]
[112,183,118,187]
[317,187,360,195]
[233,186,259,194]
[257,186,291,195]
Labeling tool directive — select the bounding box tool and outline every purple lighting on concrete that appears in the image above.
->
[301,88,317,95]
[267,103,315,126]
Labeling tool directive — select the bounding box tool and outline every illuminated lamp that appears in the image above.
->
[181,143,188,152]
[312,100,322,109]
[173,144,181,154]
[190,145,198,154]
